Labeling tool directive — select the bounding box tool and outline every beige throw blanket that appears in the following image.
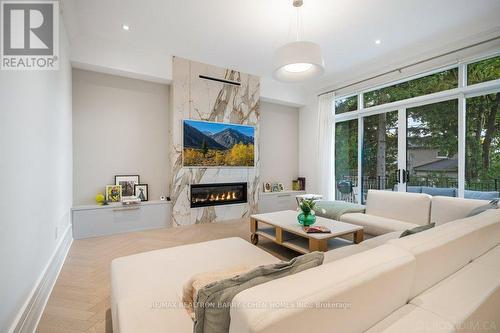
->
[182,265,252,319]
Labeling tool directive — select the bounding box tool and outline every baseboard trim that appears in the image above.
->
[9,225,73,333]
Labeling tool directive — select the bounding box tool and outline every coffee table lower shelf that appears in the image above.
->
[251,222,361,254]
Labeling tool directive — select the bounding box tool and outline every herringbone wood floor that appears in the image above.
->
[36,219,296,333]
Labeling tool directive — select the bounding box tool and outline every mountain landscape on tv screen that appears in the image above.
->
[183,120,254,167]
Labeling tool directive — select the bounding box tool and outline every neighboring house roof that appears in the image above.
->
[414,158,458,172]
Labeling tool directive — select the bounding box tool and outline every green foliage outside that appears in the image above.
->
[335,55,500,194]
[364,68,458,108]
[335,95,358,115]
[335,120,358,181]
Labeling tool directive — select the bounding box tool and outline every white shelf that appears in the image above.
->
[259,190,306,197]
[72,200,171,211]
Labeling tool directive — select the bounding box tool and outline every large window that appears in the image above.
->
[406,100,458,191]
[467,55,500,85]
[335,120,358,201]
[362,111,398,200]
[335,95,357,115]
[364,68,458,108]
[466,93,500,194]
[333,53,500,201]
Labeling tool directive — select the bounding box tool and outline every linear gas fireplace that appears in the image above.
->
[190,182,247,208]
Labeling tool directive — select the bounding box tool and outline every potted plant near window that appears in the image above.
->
[297,199,317,226]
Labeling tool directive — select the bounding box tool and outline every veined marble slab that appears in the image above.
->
[169,57,260,226]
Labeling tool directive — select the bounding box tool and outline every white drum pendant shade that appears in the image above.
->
[272,41,325,82]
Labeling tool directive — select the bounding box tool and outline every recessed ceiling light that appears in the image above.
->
[375,39,381,45]
[122,24,130,31]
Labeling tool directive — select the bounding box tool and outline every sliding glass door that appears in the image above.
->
[334,120,358,202]
[406,100,459,195]
[361,111,398,202]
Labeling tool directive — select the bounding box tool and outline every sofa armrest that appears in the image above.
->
[229,244,415,333]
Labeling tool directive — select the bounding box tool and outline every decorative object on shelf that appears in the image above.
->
[106,185,122,203]
[271,183,280,192]
[183,119,255,167]
[292,180,300,191]
[277,183,284,192]
[122,197,141,205]
[297,199,316,226]
[263,182,272,193]
[272,0,324,82]
[95,192,107,206]
[160,195,167,201]
[297,177,306,191]
[134,184,149,201]
[115,175,140,199]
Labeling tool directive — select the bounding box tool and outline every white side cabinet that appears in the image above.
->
[258,191,305,213]
[72,200,172,239]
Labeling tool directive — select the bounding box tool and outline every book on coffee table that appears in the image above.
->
[303,226,331,234]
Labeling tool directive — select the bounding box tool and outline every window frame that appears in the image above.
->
[333,51,500,199]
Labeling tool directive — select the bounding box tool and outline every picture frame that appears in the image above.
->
[263,182,272,193]
[115,175,140,199]
[271,183,280,192]
[106,185,122,202]
[134,184,149,201]
[278,183,284,192]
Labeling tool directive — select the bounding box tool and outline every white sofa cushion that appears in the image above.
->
[324,231,402,263]
[111,237,279,333]
[365,190,432,225]
[340,213,420,236]
[388,220,479,299]
[452,209,500,259]
[324,243,371,262]
[473,244,500,269]
[229,244,416,333]
[430,196,489,226]
[388,209,500,299]
[410,262,500,331]
[365,304,455,333]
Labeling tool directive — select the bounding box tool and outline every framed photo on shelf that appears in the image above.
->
[134,184,149,201]
[115,175,140,199]
[263,182,272,193]
[277,183,284,192]
[106,185,122,202]
[271,183,280,192]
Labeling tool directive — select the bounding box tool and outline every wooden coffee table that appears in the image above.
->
[250,210,364,254]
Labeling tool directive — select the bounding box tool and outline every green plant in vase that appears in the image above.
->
[298,199,317,226]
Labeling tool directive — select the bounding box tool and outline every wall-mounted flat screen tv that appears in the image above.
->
[183,120,255,167]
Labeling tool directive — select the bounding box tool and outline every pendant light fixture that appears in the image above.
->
[272,0,325,82]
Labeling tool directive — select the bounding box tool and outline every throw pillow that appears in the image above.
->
[193,251,324,333]
[467,199,499,217]
[400,223,436,238]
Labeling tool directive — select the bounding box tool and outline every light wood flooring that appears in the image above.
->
[36,219,297,333]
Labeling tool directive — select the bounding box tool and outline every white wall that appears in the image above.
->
[298,96,320,193]
[0,17,73,332]
[72,69,170,205]
[260,102,300,190]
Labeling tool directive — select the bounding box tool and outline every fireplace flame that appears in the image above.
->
[206,191,238,202]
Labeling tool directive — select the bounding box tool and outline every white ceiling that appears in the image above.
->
[61,0,500,102]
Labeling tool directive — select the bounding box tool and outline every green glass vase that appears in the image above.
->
[297,212,316,226]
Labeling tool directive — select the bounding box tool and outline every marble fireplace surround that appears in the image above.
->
[169,57,260,226]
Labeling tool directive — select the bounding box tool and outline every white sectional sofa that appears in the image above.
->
[340,190,489,237]
[111,194,500,333]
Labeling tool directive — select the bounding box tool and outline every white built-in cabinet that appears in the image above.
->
[258,190,305,213]
[72,200,172,239]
